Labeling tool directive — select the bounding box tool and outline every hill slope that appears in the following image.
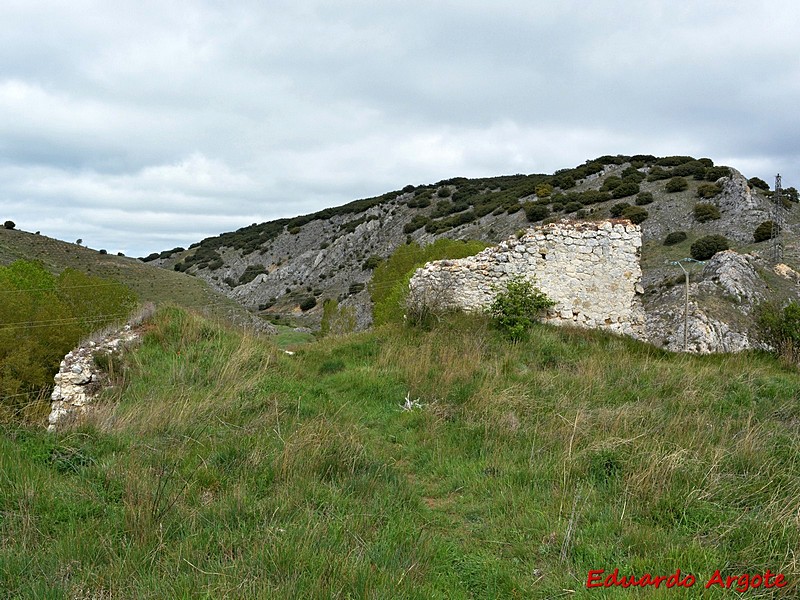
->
[0,227,274,333]
[150,154,800,350]
[3,307,800,597]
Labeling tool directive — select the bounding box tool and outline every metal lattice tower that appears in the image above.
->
[771,173,784,264]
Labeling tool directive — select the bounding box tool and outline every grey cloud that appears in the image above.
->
[0,1,798,257]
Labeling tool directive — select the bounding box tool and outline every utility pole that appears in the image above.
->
[667,258,705,352]
[771,174,784,264]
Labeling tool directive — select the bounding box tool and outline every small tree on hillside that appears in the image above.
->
[3,220,15,230]
[690,235,729,260]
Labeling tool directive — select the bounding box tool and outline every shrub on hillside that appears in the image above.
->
[600,176,623,193]
[3,220,14,230]
[437,187,451,198]
[647,166,672,182]
[564,201,583,213]
[299,296,317,311]
[663,231,687,246]
[487,276,555,342]
[694,203,721,222]
[697,183,722,199]
[672,160,708,179]
[362,255,382,270]
[611,181,640,199]
[609,202,631,218]
[705,166,730,181]
[621,205,649,224]
[749,177,770,190]
[403,215,430,234]
[690,235,729,260]
[754,221,777,242]
[635,192,654,205]
[238,264,267,285]
[665,177,689,193]
[348,282,366,295]
[525,204,550,222]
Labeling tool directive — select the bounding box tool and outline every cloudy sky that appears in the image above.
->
[2,1,799,257]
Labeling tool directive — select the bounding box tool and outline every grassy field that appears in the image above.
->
[2,307,800,598]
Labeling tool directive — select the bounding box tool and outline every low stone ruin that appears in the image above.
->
[409,220,646,339]
[47,325,139,432]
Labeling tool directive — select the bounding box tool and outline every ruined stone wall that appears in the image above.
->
[408,220,646,338]
[48,325,139,432]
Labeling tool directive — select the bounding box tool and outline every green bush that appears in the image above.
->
[754,221,777,242]
[600,176,622,193]
[635,192,654,205]
[665,177,689,193]
[690,235,729,260]
[487,276,555,342]
[0,261,136,417]
[622,205,649,224]
[403,215,430,234]
[362,255,382,270]
[694,203,721,223]
[238,264,267,285]
[704,166,730,181]
[697,183,722,199]
[299,296,317,311]
[748,177,769,190]
[437,187,451,198]
[564,201,583,213]
[525,204,550,222]
[647,167,672,181]
[348,282,366,295]
[611,182,640,199]
[3,220,15,230]
[757,302,800,365]
[663,231,687,246]
[609,202,631,218]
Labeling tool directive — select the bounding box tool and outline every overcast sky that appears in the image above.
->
[2,1,799,257]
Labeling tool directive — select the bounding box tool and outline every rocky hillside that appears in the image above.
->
[148,154,800,350]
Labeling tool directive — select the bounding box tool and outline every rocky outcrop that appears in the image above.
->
[48,326,139,432]
[701,250,766,306]
[644,250,769,353]
[409,220,646,339]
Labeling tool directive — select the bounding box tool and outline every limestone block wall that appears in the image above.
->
[408,220,646,338]
[48,325,139,431]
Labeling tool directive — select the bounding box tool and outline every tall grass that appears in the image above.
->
[2,307,800,598]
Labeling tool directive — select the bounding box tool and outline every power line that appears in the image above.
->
[0,281,128,294]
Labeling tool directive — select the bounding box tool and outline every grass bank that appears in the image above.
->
[2,307,799,598]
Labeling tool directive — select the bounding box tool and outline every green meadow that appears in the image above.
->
[2,307,800,598]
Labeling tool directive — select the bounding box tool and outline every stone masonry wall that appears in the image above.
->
[408,220,646,338]
[48,325,139,432]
